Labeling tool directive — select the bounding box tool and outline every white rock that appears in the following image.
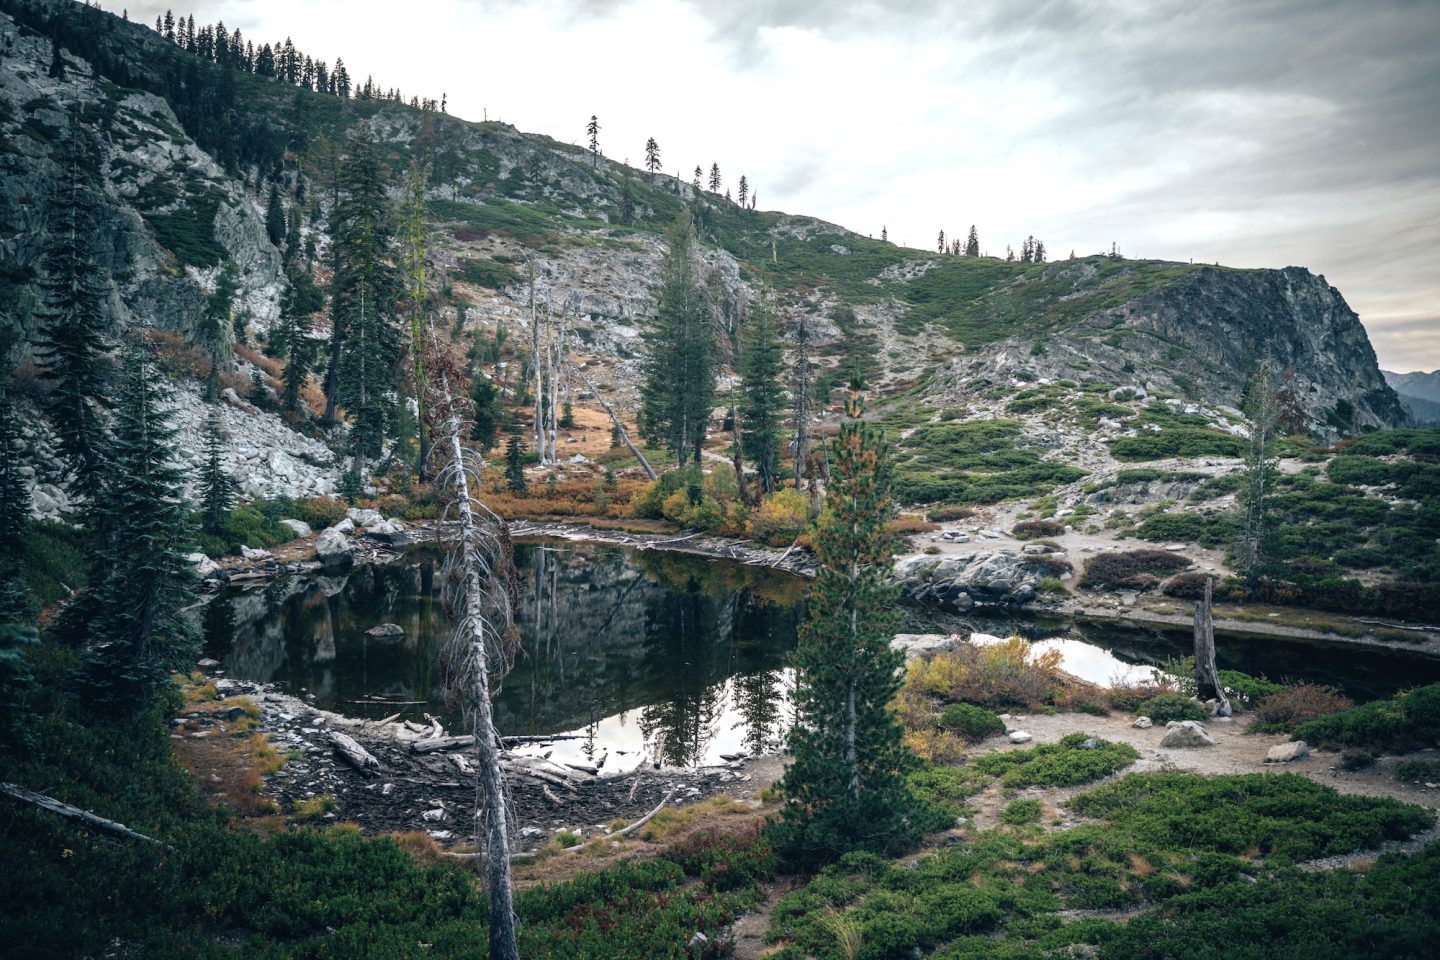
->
[315,527,353,570]
[1265,741,1309,763]
[240,545,272,561]
[1160,720,1215,748]
[1008,731,1033,744]
[279,518,312,538]
[332,517,355,534]
[186,552,221,578]
[347,507,384,527]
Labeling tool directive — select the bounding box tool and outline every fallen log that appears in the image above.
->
[330,731,382,773]
[564,786,677,852]
[1,782,172,849]
[411,735,475,754]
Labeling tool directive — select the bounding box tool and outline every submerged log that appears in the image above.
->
[330,731,382,773]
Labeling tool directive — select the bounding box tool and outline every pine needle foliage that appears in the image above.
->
[774,385,931,866]
[739,300,785,494]
[33,119,113,501]
[0,386,27,553]
[78,341,198,715]
[639,211,716,466]
[197,407,237,535]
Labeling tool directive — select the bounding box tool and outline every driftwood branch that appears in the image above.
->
[0,782,172,849]
[411,734,476,754]
[330,731,382,773]
[564,786,677,852]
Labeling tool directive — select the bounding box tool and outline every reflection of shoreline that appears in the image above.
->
[203,543,802,769]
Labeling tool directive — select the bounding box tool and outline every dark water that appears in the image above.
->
[203,542,1440,771]
[202,543,804,770]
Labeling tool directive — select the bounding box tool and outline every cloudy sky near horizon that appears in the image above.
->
[104,0,1440,371]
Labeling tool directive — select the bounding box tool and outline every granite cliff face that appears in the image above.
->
[0,0,1412,519]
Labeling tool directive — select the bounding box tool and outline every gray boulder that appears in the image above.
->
[347,507,385,528]
[366,623,405,640]
[186,552,221,578]
[315,527,354,570]
[1265,741,1310,763]
[366,518,410,545]
[1160,720,1215,748]
[279,518,313,538]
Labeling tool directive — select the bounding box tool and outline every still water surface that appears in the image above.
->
[203,542,1440,769]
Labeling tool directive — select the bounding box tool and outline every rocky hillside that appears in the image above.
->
[0,0,1411,518]
[1384,369,1440,424]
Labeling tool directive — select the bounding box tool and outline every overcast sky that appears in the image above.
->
[103,0,1440,371]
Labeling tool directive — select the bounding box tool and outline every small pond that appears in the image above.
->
[203,542,1440,771]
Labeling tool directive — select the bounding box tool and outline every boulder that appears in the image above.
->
[315,527,354,570]
[332,517,356,534]
[1008,731,1033,744]
[1265,741,1310,764]
[279,518,313,538]
[1160,720,1215,748]
[1132,716,1154,729]
[186,552,221,578]
[367,518,410,545]
[240,545,272,561]
[347,507,385,528]
[365,623,405,640]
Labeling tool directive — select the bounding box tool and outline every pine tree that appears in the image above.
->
[274,270,317,412]
[197,407,236,535]
[644,137,661,182]
[1238,360,1280,589]
[693,165,702,191]
[708,163,721,193]
[937,229,945,253]
[737,175,749,208]
[739,302,784,495]
[470,374,501,453]
[639,211,716,466]
[586,115,600,167]
[265,180,286,247]
[34,120,113,502]
[965,225,979,257]
[327,129,402,474]
[774,382,926,865]
[1005,244,1015,261]
[1033,240,1047,263]
[48,35,64,79]
[79,341,198,715]
[401,161,431,479]
[504,435,527,494]
[881,225,888,242]
[0,386,26,554]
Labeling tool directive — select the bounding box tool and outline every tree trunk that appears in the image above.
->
[1193,577,1231,716]
[568,363,655,480]
[436,367,520,960]
[1,782,171,848]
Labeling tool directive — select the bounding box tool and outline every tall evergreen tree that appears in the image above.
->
[964,225,979,257]
[197,407,236,535]
[470,374,501,453]
[693,165,702,191]
[265,180,286,247]
[739,302,784,495]
[326,130,401,474]
[639,211,715,466]
[504,435,527,494]
[0,386,26,555]
[644,137,661,182]
[48,35,64,79]
[881,225,888,242]
[937,229,945,253]
[774,382,926,865]
[737,175,749,208]
[401,161,431,479]
[586,115,601,167]
[708,163,721,193]
[79,341,197,715]
[274,270,318,412]
[1238,360,1280,588]
[34,120,113,502]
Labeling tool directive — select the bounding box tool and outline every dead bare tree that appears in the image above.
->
[566,360,656,480]
[1193,577,1231,716]
[427,335,522,960]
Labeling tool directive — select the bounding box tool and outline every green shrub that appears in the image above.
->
[1393,759,1440,784]
[1138,692,1207,724]
[296,495,348,530]
[1002,798,1043,825]
[1012,518,1065,540]
[1293,683,1440,751]
[1109,427,1245,462]
[907,764,990,815]
[971,733,1140,788]
[938,702,1005,742]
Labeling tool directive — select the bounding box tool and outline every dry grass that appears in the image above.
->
[904,636,1065,709]
[1252,684,1355,730]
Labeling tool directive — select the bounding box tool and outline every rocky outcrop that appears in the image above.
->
[894,551,1053,610]
[314,527,354,571]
